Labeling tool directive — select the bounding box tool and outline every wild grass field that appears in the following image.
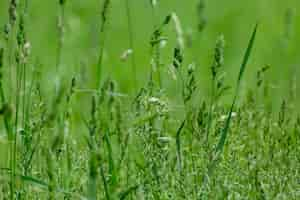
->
[0,0,299,199]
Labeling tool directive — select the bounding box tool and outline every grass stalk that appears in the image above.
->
[216,24,258,153]
[56,0,65,73]
[125,0,137,92]
[96,0,110,89]
[149,0,162,89]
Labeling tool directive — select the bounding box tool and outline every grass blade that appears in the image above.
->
[216,24,258,153]
[238,24,259,83]
[125,0,137,92]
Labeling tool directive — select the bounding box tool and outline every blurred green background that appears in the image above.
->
[0,0,299,107]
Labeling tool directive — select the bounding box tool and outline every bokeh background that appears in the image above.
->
[0,0,299,108]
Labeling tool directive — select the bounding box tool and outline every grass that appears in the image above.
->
[0,0,299,199]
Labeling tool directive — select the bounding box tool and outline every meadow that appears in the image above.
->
[0,0,299,199]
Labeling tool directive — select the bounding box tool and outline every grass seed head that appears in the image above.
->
[9,0,17,26]
[17,16,25,47]
[3,24,11,41]
[183,63,197,103]
[101,0,111,28]
[172,47,183,69]
[211,34,225,79]
[256,65,270,88]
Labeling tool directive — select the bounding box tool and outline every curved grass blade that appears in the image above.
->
[216,24,258,153]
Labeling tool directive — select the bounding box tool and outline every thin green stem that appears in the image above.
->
[12,60,23,200]
[150,2,162,89]
[7,25,16,200]
[96,0,110,90]
[56,4,65,73]
[96,33,106,90]
[125,0,137,92]
[206,77,215,147]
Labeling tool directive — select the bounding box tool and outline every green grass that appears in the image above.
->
[0,0,299,199]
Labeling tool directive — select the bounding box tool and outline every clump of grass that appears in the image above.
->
[201,24,258,197]
[217,24,258,155]
[1,1,300,199]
